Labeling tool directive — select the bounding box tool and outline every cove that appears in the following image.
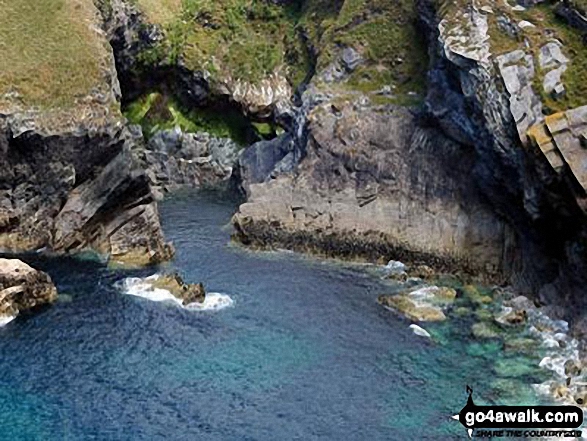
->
[0,191,548,440]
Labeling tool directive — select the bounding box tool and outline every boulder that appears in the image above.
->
[0,259,57,318]
[408,265,436,280]
[151,273,206,304]
[378,294,446,322]
[564,359,582,377]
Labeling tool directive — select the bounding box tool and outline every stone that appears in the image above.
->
[383,260,407,278]
[151,273,206,305]
[0,259,57,319]
[236,133,295,196]
[409,324,431,338]
[550,383,570,400]
[409,265,436,280]
[518,20,536,29]
[505,295,535,311]
[564,359,582,377]
[503,338,539,354]
[378,295,446,322]
[495,308,528,326]
[341,47,363,72]
[137,128,241,192]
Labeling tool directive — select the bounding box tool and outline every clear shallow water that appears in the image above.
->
[0,191,546,440]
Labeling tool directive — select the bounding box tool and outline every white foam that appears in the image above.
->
[119,275,233,312]
[185,292,234,311]
[0,315,16,327]
[409,324,431,338]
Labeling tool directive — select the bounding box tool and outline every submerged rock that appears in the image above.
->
[0,259,57,320]
[151,273,206,304]
[472,322,501,339]
[378,294,446,322]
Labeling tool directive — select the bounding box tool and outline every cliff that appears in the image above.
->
[230,0,587,329]
[3,0,587,329]
[0,0,172,265]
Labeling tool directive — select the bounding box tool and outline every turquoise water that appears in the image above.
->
[0,191,547,440]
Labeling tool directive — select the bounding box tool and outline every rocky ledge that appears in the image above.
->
[0,258,57,321]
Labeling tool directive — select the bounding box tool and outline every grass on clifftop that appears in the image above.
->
[134,0,427,102]
[0,0,106,110]
[483,0,587,112]
[136,0,309,86]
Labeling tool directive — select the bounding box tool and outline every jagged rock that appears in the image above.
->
[236,133,295,196]
[495,49,543,144]
[408,265,436,280]
[133,128,241,193]
[0,259,57,318]
[341,47,363,72]
[151,273,206,304]
[565,359,582,377]
[496,308,528,326]
[539,41,569,98]
[221,72,293,119]
[0,0,172,266]
[527,106,587,210]
[383,260,408,280]
[555,2,587,32]
[505,295,535,311]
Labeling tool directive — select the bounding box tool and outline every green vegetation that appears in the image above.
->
[483,0,587,111]
[123,91,254,144]
[309,0,429,99]
[136,0,309,85]
[0,0,106,110]
[134,0,428,103]
[527,4,587,111]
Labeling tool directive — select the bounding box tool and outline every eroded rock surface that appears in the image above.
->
[0,259,57,319]
[132,127,241,194]
[0,0,172,266]
[234,101,513,277]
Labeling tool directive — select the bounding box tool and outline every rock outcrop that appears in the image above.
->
[234,101,513,277]
[0,259,57,319]
[229,0,587,333]
[0,0,172,266]
[132,127,241,194]
[151,273,206,304]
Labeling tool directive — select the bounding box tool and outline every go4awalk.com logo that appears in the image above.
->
[452,386,583,438]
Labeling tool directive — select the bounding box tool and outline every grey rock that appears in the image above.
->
[137,128,241,191]
[341,47,363,72]
[237,134,294,196]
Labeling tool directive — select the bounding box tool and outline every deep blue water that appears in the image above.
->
[0,191,544,440]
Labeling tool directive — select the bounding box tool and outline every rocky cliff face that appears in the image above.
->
[234,100,514,277]
[231,0,587,327]
[417,0,587,319]
[0,0,172,266]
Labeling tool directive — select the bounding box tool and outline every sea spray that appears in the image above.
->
[118,275,234,311]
